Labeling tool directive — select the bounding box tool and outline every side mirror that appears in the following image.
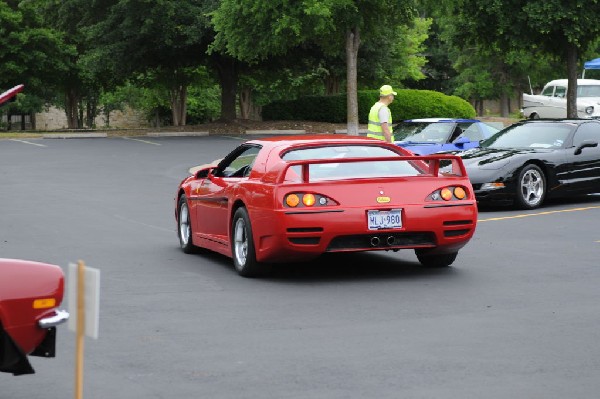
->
[453,136,470,144]
[194,167,213,179]
[574,140,598,155]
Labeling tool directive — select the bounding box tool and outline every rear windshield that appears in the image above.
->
[282,145,425,180]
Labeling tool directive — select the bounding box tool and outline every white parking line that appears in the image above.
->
[9,139,46,147]
[120,137,161,145]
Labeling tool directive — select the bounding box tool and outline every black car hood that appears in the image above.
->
[457,147,553,169]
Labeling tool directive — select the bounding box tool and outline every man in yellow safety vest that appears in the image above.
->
[367,85,397,143]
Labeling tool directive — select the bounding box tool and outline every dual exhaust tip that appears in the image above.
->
[370,236,395,247]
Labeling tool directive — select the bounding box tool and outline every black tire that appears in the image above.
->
[231,207,268,277]
[415,250,458,268]
[177,195,197,253]
[515,164,546,210]
[530,113,540,120]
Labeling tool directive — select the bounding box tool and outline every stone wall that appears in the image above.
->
[474,95,521,117]
[6,97,520,131]
[34,106,149,130]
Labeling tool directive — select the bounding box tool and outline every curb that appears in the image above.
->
[146,131,209,137]
[4,128,369,140]
[335,129,369,134]
[246,129,306,135]
[42,132,108,139]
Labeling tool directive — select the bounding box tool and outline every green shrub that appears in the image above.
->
[263,89,476,122]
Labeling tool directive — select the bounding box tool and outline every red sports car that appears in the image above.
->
[174,135,478,277]
[0,258,69,375]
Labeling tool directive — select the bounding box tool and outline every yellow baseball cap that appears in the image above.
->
[380,85,397,96]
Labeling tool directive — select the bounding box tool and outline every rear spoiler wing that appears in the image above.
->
[277,154,467,183]
[0,84,24,107]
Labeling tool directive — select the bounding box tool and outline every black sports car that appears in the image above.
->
[451,119,600,209]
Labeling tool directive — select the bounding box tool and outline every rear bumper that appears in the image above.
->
[252,203,477,262]
[38,309,69,329]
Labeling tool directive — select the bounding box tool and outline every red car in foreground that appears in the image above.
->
[175,135,478,277]
[0,258,69,375]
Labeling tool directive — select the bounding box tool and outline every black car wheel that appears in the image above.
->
[415,250,458,268]
[515,164,546,209]
[231,207,268,277]
[177,195,197,253]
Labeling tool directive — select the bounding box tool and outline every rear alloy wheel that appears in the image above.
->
[178,195,197,253]
[231,207,268,277]
[415,251,458,268]
[515,164,546,210]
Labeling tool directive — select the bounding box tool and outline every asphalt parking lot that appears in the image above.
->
[2,135,600,399]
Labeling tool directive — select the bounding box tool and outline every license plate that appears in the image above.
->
[367,209,403,230]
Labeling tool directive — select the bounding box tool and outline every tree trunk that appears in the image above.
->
[172,93,180,126]
[181,85,188,126]
[500,91,510,117]
[476,99,484,116]
[249,105,262,121]
[154,108,160,128]
[78,99,84,128]
[324,74,341,95]
[170,84,188,126]
[213,55,238,122]
[239,86,252,119]
[345,26,360,136]
[65,89,79,129]
[86,97,98,128]
[566,43,579,118]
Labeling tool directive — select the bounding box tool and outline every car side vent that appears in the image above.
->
[443,220,473,226]
[444,229,471,237]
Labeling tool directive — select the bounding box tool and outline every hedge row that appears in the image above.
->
[262,89,476,123]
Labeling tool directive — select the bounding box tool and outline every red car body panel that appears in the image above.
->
[0,258,68,375]
[176,135,478,267]
[0,84,24,107]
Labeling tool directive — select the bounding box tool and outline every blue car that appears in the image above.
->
[393,118,501,155]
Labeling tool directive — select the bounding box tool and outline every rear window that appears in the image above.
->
[282,145,424,181]
[283,145,398,160]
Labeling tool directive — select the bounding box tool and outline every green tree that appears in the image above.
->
[1,0,73,127]
[455,0,600,118]
[33,0,99,128]
[83,0,212,126]
[211,0,415,135]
